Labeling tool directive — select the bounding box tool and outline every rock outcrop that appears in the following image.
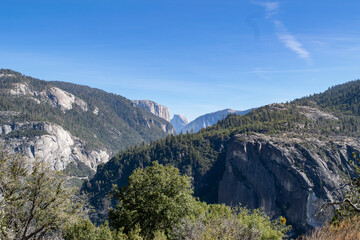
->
[0,121,109,171]
[170,114,189,133]
[0,69,175,179]
[9,82,88,112]
[218,133,358,234]
[132,100,170,122]
[41,87,88,112]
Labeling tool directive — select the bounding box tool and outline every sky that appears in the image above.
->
[1,0,360,121]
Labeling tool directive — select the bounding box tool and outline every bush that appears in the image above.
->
[300,215,360,240]
[172,204,290,240]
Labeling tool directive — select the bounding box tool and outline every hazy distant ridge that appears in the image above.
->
[180,108,251,133]
[170,114,189,133]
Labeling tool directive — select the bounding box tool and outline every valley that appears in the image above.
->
[1,1,359,239]
[1,69,360,238]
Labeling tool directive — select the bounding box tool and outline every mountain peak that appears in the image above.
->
[170,114,189,133]
[173,114,189,123]
[181,108,251,133]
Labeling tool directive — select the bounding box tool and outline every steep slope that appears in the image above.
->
[0,69,174,177]
[84,79,360,234]
[295,79,360,116]
[0,121,108,172]
[132,100,171,122]
[181,108,251,133]
[218,133,358,232]
[170,114,189,133]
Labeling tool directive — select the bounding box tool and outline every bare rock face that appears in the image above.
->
[1,70,175,182]
[170,114,189,133]
[133,100,170,122]
[0,122,109,171]
[41,87,88,112]
[218,133,359,234]
[9,83,88,112]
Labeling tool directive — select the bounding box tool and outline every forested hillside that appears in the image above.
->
[49,80,175,151]
[84,79,360,234]
[0,69,174,152]
[296,79,360,116]
[0,70,175,183]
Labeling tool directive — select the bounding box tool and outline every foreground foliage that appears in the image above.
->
[0,152,83,240]
[108,162,290,239]
[0,151,290,239]
[171,204,290,240]
[109,162,204,239]
[301,215,360,240]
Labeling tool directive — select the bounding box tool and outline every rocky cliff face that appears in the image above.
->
[0,69,175,180]
[9,82,88,112]
[0,121,109,171]
[132,100,170,122]
[218,133,358,234]
[170,114,189,133]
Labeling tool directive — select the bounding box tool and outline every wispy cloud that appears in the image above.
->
[253,1,279,18]
[274,20,311,62]
[254,1,312,63]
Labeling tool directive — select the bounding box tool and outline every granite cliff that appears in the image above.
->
[0,69,175,180]
[218,133,359,234]
[132,100,171,122]
[170,114,189,133]
[0,121,108,171]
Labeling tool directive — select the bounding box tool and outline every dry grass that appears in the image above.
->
[300,216,360,240]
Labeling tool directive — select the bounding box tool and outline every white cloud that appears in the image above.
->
[254,2,312,63]
[253,1,279,17]
[274,20,311,62]
[263,2,279,15]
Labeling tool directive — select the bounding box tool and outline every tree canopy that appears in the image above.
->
[108,161,290,239]
[109,161,202,239]
[0,152,83,240]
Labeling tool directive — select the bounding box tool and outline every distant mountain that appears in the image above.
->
[180,109,251,133]
[0,69,175,182]
[170,114,189,133]
[84,79,360,234]
[132,100,170,122]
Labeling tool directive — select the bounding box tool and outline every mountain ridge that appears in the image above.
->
[0,69,175,180]
[179,108,252,133]
[83,78,360,234]
[170,114,189,133]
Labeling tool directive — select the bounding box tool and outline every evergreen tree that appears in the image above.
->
[109,161,203,239]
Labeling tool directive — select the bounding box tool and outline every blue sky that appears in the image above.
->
[1,0,360,120]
